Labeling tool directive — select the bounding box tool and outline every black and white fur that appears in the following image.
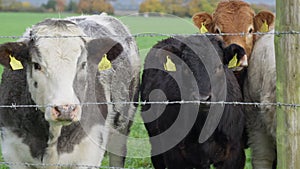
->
[0,14,140,169]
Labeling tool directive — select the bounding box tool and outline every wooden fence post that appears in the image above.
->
[276,0,300,168]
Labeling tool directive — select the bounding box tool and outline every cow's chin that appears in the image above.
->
[44,106,82,126]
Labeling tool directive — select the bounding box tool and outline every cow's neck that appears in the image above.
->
[48,124,63,146]
[43,123,63,165]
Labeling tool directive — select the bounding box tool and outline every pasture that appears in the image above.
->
[0,12,252,169]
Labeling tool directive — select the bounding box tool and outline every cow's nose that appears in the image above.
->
[52,104,78,122]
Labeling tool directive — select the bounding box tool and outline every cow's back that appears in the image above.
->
[68,14,140,70]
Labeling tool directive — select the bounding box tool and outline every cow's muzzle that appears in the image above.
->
[51,104,81,123]
[224,43,248,69]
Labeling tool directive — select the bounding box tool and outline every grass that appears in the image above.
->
[0,66,2,80]
[0,12,253,169]
[0,12,79,43]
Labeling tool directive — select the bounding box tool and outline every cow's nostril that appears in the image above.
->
[55,104,77,114]
[54,106,60,112]
[53,106,61,117]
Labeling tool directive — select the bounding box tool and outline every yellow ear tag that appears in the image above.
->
[200,23,208,34]
[164,56,176,72]
[9,55,23,70]
[98,54,112,71]
[228,54,240,69]
[260,20,269,33]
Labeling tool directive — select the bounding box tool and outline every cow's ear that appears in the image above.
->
[254,11,275,32]
[87,37,123,64]
[0,42,29,70]
[192,12,213,32]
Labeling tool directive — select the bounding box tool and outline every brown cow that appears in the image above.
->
[192,0,275,59]
[193,1,277,169]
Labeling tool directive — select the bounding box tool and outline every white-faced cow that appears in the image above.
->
[0,14,140,169]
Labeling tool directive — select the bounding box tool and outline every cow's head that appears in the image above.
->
[0,19,122,125]
[193,0,275,61]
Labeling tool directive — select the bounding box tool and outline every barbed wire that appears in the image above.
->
[0,161,149,169]
[132,31,300,37]
[0,30,299,40]
[0,100,299,109]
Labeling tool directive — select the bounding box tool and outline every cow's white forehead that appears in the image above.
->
[31,20,87,69]
[35,38,83,62]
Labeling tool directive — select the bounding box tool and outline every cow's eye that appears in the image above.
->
[33,62,42,70]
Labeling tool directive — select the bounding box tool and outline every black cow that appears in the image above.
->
[140,35,245,169]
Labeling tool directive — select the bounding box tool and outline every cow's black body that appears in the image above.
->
[140,36,245,169]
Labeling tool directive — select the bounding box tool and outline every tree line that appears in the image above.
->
[0,0,275,16]
[139,0,218,17]
[139,0,275,17]
[0,0,114,14]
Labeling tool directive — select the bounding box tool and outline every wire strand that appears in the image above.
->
[0,101,298,109]
[0,161,149,169]
[0,31,299,40]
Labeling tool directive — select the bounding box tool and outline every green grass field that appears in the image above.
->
[0,12,253,169]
